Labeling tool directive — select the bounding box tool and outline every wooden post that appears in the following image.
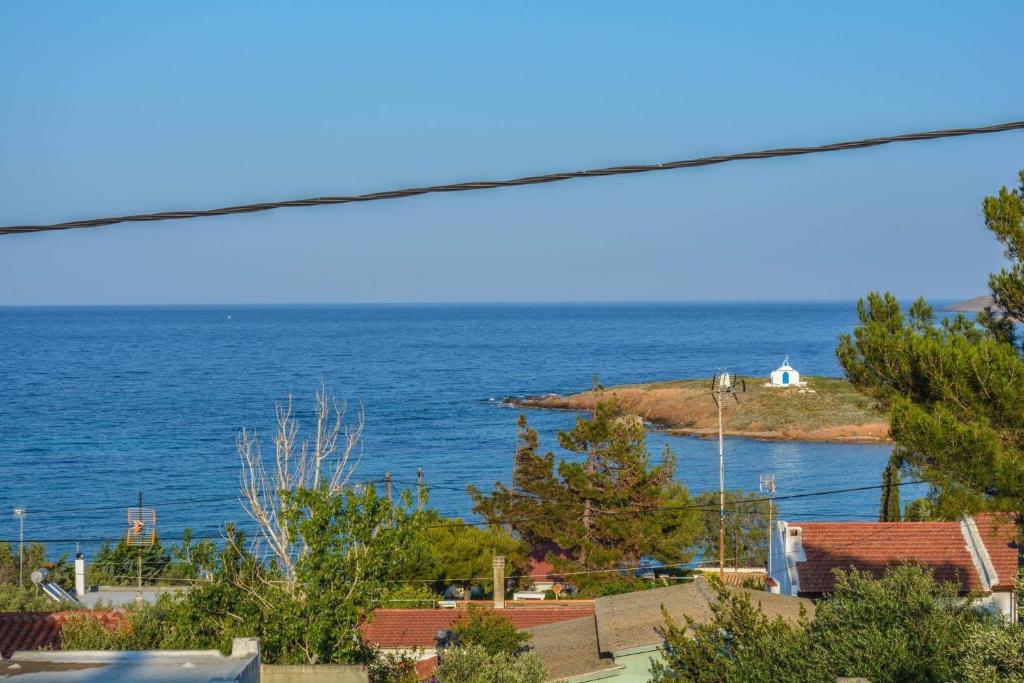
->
[384,472,392,503]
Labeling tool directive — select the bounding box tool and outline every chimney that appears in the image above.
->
[492,556,505,609]
[74,552,86,598]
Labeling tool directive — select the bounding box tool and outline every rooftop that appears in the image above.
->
[594,576,812,654]
[0,612,122,659]
[526,615,620,681]
[0,637,259,682]
[791,516,1019,595]
[359,605,595,649]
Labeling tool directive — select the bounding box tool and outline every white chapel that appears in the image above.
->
[768,356,804,387]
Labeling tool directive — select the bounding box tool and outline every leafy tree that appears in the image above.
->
[904,496,936,522]
[412,512,529,595]
[0,541,72,589]
[879,462,902,522]
[838,170,1024,516]
[469,403,700,579]
[450,605,531,656]
[693,490,771,568]
[652,565,1019,683]
[435,644,546,683]
[63,485,431,666]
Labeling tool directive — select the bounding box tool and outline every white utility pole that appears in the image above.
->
[710,371,744,577]
[717,373,728,576]
[13,508,25,588]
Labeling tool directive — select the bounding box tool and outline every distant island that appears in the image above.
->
[508,376,889,443]
[944,295,993,312]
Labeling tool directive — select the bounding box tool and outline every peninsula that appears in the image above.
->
[509,376,889,443]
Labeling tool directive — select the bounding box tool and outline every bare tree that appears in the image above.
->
[236,381,364,586]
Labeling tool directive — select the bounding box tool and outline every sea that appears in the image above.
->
[0,302,931,557]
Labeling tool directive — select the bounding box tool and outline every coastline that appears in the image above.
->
[507,376,890,444]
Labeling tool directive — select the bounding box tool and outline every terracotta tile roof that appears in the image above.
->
[414,655,437,681]
[793,521,984,594]
[528,541,573,580]
[695,568,767,588]
[359,606,595,648]
[973,513,1019,590]
[0,611,122,659]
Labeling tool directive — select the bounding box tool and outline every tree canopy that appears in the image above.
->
[468,401,701,578]
[838,171,1024,517]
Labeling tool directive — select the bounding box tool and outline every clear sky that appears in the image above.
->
[1,1,1022,305]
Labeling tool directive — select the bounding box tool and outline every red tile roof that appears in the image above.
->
[528,541,573,580]
[359,606,595,648]
[415,655,438,681]
[0,611,122,659]
[793,521,984,594]
[973,513,1019,590]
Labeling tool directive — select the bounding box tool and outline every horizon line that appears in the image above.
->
[0,296,969,309]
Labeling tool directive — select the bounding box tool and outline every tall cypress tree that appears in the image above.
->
[879,463,901,522]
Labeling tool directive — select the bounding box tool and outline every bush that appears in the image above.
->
[435,644,545,683]
[0,584,62,611]
[451,605,530,655]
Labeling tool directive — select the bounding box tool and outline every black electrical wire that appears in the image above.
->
[2,120,1022,236]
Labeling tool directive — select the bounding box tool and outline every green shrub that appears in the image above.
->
[435,644,545,683]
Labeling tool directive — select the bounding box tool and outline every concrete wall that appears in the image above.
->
[261,664,369,683]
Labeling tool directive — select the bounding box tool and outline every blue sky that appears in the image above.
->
[1,1,1022,305]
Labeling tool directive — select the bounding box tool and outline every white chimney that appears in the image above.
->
[493,556,505,609]
[74,552,86,598]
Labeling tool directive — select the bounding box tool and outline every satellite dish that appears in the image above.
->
[31,568,48,585]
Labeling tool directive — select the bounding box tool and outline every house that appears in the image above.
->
[0,637,260,682]
[767,356,805,387]
[526,575,812,682]
[358,602,596,661]
[0,610,123,658]
[768,513,1019,619]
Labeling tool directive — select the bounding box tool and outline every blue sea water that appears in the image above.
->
[0,302,927,556]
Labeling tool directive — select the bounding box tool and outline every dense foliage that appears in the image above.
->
[450,604,531,655]
[0,541,72,610]
[63,485,430,665]
[469,402,701,586]
[838,171,1024,516]
[434,644,546,683]
[653,566,1024,683]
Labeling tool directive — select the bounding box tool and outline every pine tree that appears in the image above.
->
[468,401,701,573]
[838,171,1024,516]
[879,462,901,522]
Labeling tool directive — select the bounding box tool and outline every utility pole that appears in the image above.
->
[384,472,392,503]
[416,468,423,511]
[760,474,777,583]
[710,371,744,577]
[13,508,25,588]
[717,375,726,576]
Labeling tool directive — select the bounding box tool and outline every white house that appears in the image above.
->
[766,514,1019,621]
[768,356,804,387]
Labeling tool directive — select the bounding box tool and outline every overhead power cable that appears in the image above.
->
[2,120,1022,236]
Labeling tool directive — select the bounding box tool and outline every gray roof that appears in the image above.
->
[78,587,186,609]
[594,576,813,655]
[1,638,259,682]
[526,616,621,682]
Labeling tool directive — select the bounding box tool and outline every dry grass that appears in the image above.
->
[513,376,888,443]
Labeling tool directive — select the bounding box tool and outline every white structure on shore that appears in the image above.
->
[767,356,804,387]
